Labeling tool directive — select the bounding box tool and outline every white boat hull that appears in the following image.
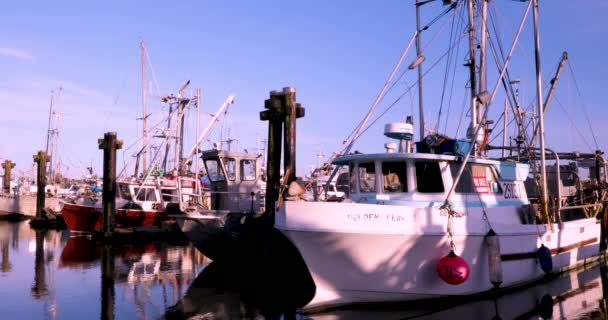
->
[276,201,603,309]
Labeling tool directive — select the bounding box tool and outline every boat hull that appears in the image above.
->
[61,203,169,232]
[61,203,102,232]
[276,201,603,309]
[176,211,244,261]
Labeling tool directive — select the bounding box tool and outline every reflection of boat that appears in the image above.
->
[166,227,316,318]
[308,261,607,319]
[168,259,608,319]
[59,236,100,269]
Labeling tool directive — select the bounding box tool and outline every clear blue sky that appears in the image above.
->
[0,1,607,178]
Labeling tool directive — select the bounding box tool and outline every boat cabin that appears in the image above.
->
[117,181,164,211]
[201,150,265,213]
[333,152,530,214]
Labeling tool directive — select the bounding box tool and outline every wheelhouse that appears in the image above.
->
[201,150,265,213]
[334,152,529,208]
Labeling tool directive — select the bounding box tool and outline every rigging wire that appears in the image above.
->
[338,2,458,148]
[567,60,599,150]
[442,4,467,134]
[351,33,469,144]
[435,2,459,131]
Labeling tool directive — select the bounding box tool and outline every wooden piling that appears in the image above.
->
[282,87,305,187]
[33,151,50,219]
[2,160,15,193]
[260,91,284,219]
[260,88,305,221]
[98,132,123,238]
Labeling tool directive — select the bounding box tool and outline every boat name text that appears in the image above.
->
[347,212,407,223]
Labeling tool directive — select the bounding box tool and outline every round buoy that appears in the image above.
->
[537,245,552,274]
[437,250,470,285]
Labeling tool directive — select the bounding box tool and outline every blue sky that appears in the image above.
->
[0,1,607,178]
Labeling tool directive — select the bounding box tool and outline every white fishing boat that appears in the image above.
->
[274,0,607,310]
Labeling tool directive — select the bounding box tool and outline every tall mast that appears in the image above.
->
[415,0,425,138]
[141,40,148,174]
[478,0,488,124]
[532,0,550,224]
[45,90,54,155]
[466,0,479,155]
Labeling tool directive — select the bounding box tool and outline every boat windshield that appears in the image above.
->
[204,158,226,182]
[118,183,132,200]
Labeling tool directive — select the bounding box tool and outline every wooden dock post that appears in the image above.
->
[260,91,285,219]
[282,87,305,187]
[33,151,50,219]
[260,88,305,221]
[2,160,15,193]
[98,132,123,238]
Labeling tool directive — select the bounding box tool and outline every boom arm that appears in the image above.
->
[180,95,235,171]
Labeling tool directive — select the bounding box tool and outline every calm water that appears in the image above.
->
[1,220,608,319]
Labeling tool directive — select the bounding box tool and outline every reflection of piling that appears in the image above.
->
[98,132,123,238]
[31,230,48,298]
[2,160,15,193]
[101,245,115,320]
[1,241,10,272]
[33,151,50,219]
[260,88,304,220]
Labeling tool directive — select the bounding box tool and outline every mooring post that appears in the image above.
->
[33,151,50,219]
[2,160,15,193]
[282,87,305,187]
[98,132,123,237]
[260,90,285,219]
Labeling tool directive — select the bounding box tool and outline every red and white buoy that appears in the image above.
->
[437,250,470,285]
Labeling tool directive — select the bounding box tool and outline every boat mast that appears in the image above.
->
[415,0,425,138]
[45,90,54,156]
[478,0,488,125]
[141,40,148,175]
[466,0,479,156]
[532,0,550,224]
[195,88,200,181]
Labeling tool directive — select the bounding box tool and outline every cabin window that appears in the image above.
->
[118,184,132,200]
[241,159,256,181]
[161,188,176,202]
[224,158,236,181]
[450,163,502,194]
[134,187,157,202]
[415,161,444,193]
[204,159,226,182]
[336,171,350,197]
[382,162,407,193]
[358,162,376,193]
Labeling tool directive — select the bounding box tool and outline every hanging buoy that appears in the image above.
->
[485,229,503,288]
[537,244,552,274]
[437,250,470,285]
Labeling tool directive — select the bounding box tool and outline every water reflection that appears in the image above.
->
[3,219,608,319]
[0,221,206,319]
[32,230,48,298]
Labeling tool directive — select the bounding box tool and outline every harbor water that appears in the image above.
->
[1,220,607,319]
